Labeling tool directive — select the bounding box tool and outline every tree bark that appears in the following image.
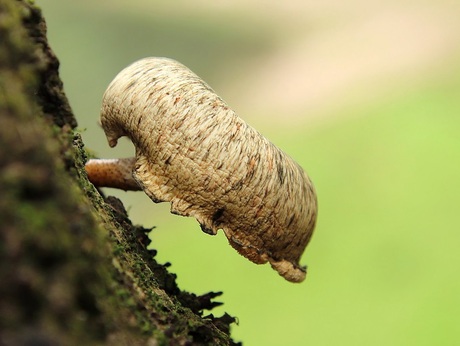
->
[0,1,238,345]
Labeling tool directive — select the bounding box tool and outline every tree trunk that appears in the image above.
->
[0,1,238,345]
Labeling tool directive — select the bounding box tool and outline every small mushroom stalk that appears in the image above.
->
[85,158,140,191]
[85,57,317,283]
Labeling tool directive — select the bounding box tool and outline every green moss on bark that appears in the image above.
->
[0,0,239,344]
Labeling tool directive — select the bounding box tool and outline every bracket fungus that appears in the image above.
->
[85,57,317,282]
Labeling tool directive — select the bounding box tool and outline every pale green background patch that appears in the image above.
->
[37,1,460,344]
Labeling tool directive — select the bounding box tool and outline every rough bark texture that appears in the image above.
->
[0,1,238,345]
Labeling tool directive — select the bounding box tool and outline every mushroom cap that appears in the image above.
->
[100,57,317,282]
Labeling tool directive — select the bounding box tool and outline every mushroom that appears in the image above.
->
[85,57,317,282]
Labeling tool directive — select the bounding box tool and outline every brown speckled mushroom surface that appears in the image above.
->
[86,57,317,282]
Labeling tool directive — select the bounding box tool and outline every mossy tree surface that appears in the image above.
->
[0,0,238,345]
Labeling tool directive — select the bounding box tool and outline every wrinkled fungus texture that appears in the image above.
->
[100,57,317,282]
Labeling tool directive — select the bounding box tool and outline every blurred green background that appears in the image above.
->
[37,1,460,345]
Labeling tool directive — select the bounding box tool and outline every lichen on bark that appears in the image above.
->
[0,0,238,344]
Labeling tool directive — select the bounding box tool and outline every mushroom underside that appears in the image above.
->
[133,156,306,282]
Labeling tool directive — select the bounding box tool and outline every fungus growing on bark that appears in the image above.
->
[85,57,317,282]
